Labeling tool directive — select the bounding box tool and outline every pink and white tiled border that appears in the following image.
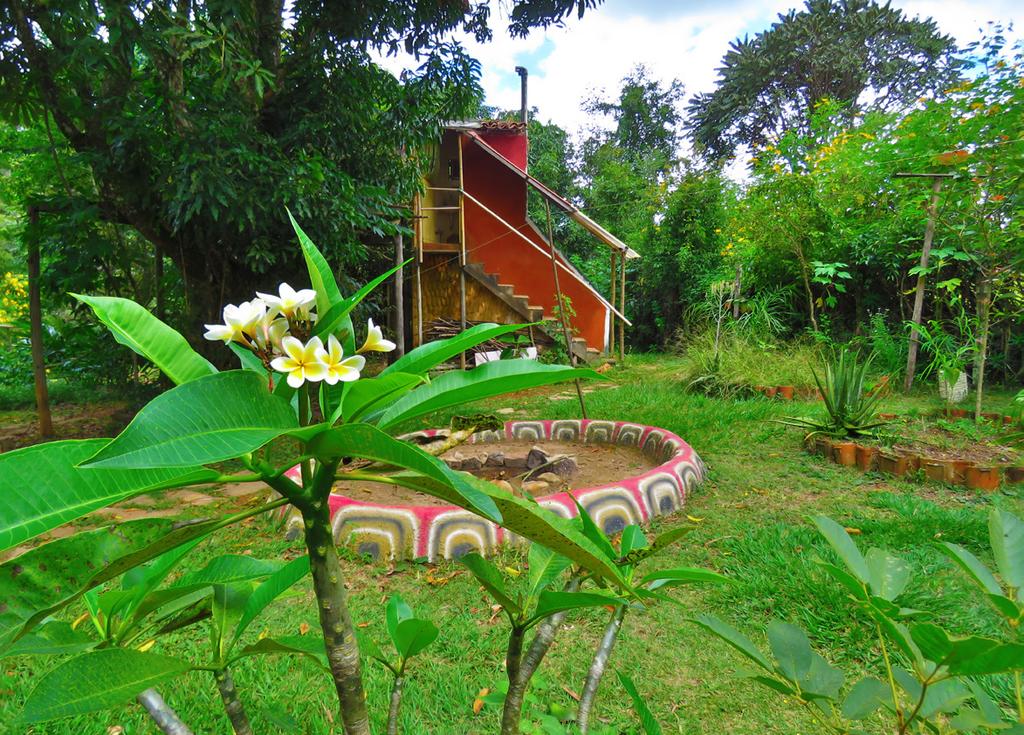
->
[284,420,705,561]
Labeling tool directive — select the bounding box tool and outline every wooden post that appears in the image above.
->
[457,135,467,369]
[392,230,405,358]
[413,193,423,347]
[545,199,586,418]
[897,173,951,392]
[608,252,616,356]
[618,251,626,364]
[732,264,742,319]
[27,206,53,438]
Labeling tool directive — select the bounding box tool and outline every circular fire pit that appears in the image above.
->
[285,420,705,561]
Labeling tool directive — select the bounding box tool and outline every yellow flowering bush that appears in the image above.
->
[0,272,28,328]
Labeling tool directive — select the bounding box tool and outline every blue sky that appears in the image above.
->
[380,0,1020,141]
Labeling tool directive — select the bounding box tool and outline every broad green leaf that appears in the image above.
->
[641,567,729,590]
[869,611,924,670]
[616,670,662,735]
[0,519,218,651]
[461,553,521,616]
[767,621,813,681]
[83,371,298,469]
[692,614,772,671]
[288,210,343,317]
[938,542,1002,595]
[115,539,204,622]
[175,555,283,589]
[570,497,618,563]
[235,635,329,670]
[0,440,217,551]
[313,259,410,340]
[232,556,310,647]
[377,360,597,430]
[816,562,869,601]
[799,652,844,700]
[212,584,250,662]
[228,342,271,381]
[914,677,971,720]
[813,516,869,582]
[393,618,438,660]
[743,674,796,696]
[621,525,694,566]
[865,547,910,601]
[1,621,96,658]
[383,322,530,377]
[73,294,216,385]
[527,543,572,603]
[990,510,1024,590]
[386,594,414,649]
[987,593,1021,620]
[841,677,889,720]
[308,423,500,522]
[334,372,426,424]
[19,649,190,723]
[356,629,389,666]
[380,472,630,590]
[619,526,648,559]
[528,590,622,626]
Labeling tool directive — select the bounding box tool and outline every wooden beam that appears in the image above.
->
[618,251,626,364]
[458,134,467,369]
[608,251,616,355]
[545,198,587,418]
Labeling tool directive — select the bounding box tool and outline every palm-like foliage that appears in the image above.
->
[777,349,889,439]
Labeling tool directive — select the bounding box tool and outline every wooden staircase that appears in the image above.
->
[462,262,604,363]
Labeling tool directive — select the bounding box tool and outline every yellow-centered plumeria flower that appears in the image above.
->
[256,283,317,318]
[270,336,328,388]
[252,312,289,351]
[320,335,365,384]
[203,299,267,343]
[357,318,397,354]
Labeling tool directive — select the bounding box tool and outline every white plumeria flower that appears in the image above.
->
[256,283,317,318]
[357,318,396,354]
[203,299,267,343]
[270,336,328,388]
[320,335,365,385]
[253,316,289,350]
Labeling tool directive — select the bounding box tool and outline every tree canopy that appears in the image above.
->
[688,0,961,159]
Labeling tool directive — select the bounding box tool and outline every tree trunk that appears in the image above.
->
[26,206,53,438]
[577,605,626,734]
[301,499,370,735]
[386,675,404,735]
[973,273,992,421]
[215,669,253,735]
[136,689,193,735]
[732,264,742,319]
[499,625,527,735]
[903,177,943,393]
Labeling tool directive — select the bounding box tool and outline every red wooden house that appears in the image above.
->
[410,120,637,361]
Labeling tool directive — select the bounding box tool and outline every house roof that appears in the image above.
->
[463,131,640,260]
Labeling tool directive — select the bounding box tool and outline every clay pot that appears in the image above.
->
[878,413,898,421]
[951,459,973,485]
[855,444,878,472]
[764,386,778,398]
[1004,415,1015,426]
[877,451,908,476]
[921,458,953,484]
[965,465,1001,492]
[983,412,1003,423]
[814,437,833,457]
[949,408,968,419]
[1005,466,1024,485]
[905,453,922,474]
[777,385,795,400]
[833,441,857,467]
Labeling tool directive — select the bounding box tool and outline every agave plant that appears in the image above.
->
[777,348,890,439]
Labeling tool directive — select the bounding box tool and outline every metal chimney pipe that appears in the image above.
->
[515,66,528,124]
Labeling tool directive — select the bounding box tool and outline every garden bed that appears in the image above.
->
[284,419,706,561]
[808,410,1022,490]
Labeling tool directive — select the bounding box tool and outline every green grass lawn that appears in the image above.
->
[2,355,1022,734]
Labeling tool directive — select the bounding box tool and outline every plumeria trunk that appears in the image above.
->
[215,668,253,735]
[973,274,993,421]
[499,625,528,735]
[577,605,627,734]
[136,688,193,735]
[300,496,371,735]
[386,675,404,735]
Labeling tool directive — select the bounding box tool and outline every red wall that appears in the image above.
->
[461,134,607,350]
[479,130,528,171]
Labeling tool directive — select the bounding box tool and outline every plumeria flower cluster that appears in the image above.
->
[203,283,395,388]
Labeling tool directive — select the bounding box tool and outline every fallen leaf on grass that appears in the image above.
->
[473,688,490,714]
[686,515,704,523]
[845,527,862,535]
[426,569,460,586]
[299,622,310,635]
[562,685,580,702]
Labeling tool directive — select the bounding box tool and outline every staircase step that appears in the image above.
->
[497,283,516,296]
[527,305,545,321]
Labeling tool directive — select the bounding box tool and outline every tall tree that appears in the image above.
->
[0,0,602,345]
[688,0,961,159]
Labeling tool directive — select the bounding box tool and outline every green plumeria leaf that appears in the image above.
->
[813,516,869,582]
[528,591,622,626]
[392,618,438,660]
[234,636,329,670]
[937,542,1002,596]
[334,372,426,424]
[73,294,216,385]
[640,568,729,590]
[313,259,411,341]
[460,553,521,616]
[0,439,216,551]
[864,547,910,601]
[990,510,1024,590]
[526,543,572,603]
[692,614,773,671]
[841,677,889,720]
[308,423,500,522]
[767,621,813,681]
[83,371,299,469]
[382,323,529,377]
[19,649,191,724]
[1,621,96,658]
[386,594,414,649]
[232,556,311,648]
[376,360,597,430]
[616,670,662,735]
